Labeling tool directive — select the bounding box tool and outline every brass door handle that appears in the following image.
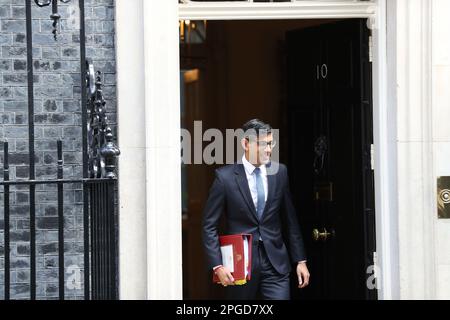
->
[312,228,333,242]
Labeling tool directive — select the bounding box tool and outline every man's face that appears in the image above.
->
[244,133,274,166]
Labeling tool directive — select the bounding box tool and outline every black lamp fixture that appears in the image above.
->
[34,0,72,40]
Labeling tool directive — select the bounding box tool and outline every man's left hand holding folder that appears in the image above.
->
[214,266,235,287]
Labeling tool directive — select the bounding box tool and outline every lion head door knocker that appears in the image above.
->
[313,135,328,175]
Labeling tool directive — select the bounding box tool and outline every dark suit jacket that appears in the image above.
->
[202,162,306,275]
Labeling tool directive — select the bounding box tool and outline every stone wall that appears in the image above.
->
[0,0,116,299]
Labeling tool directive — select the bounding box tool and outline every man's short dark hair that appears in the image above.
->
[242,119,272,138]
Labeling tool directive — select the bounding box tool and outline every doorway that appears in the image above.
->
[180,19,376,300]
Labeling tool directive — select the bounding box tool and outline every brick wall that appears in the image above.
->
[0,0,116,299]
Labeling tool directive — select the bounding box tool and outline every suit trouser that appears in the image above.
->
[226,240,290,300]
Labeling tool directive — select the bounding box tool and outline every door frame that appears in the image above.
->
[179,1,378,20]
[116,0,399,300]
[178,0,398,300]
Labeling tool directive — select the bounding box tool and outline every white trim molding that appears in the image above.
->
[179,1,377,20]
[115,0,183,300]
[116,0,148,300]
[395,0,436,299]
[143,0,183,300]
[373,0,400,300]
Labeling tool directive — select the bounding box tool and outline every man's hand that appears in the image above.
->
[297,262,310,289]
[215,266,235,287]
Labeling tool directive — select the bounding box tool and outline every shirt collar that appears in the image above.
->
[242,154,266,176]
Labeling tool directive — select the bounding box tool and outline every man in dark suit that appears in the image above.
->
[202,119,310,300]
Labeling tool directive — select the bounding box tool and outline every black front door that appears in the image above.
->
[286,19,377,300]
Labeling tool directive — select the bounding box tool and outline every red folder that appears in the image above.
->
[212,234,253,286]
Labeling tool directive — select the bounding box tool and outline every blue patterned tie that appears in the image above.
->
[254,167,266,220]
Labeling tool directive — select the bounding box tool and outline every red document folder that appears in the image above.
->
[212,234,253,285]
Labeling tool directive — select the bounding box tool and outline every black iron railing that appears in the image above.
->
[88,180,117,300]
[1,147,118,300]
[1,0,119,300]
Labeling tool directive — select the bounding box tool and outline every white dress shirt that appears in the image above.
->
[242,154,268,210]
